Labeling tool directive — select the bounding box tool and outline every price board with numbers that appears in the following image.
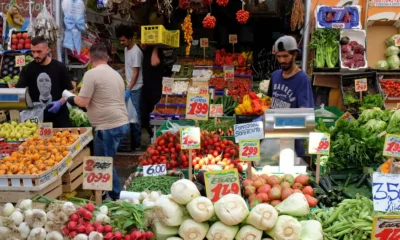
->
[204,169,241,202]
[186,93,209,120]
[223,65,234,82]
[180,127,200,149]
[15,55,25,67]
[308,132,330,155]
[239,139,260,161]
[200,38,209,48]
[172,65,181,72]
[383,134,400,158]
[83,156,113,191]
[355,78,368,92]
[229,34,238,44]
[210,104,223,117]
[373,173,400,212]
[143,164,167,176]
[162,77,174,95]
[26,117,39,124]
[38,122,53,139]
[372,216,400,240]
[340,112,356,123]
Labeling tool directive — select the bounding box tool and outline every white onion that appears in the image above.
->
[62,202,76,216]
[88,231,103,240]
[18,200,33,211]
[28,227,46,240]
[3,203,15,217]
[18,222,30,239]
[73,234,89,240]
[99,206,108,215]
[10,211,24,225]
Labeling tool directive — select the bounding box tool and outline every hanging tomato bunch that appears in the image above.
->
[203,14,216,29]
[202,0,213,6]
[179,0,190,9]
[182,13,193,56]
[236,10,249,24]
[216,0,229,7]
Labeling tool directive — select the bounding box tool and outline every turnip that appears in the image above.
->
[10,210,24,225]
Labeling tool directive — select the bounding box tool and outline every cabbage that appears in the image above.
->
[363,119,387,133]
[387,110,400,134]
[376,60,389,70]
[388,55,400,70]
[385,46,400,57]
[69,107,90,127]
[386,35,396,47]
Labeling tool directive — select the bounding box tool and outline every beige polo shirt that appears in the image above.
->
[79,64,129,130]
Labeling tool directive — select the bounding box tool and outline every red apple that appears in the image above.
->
[18,39,24,44]
[11,39,18,45]
[11,34,16,39]
[11,45,16,50]
[17,43,23,50]
[24,43,31,49]
[22,32,28,39]
[16,32,22,39]
[25,38,31,44]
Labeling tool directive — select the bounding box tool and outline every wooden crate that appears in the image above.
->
[62,147,90,193]
[0,178,62,203]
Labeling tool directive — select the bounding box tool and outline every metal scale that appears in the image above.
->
[0,88,33,113]
[263,108,315,173]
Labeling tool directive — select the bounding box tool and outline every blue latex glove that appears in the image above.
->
[125,89,131,102]
[47,100,63,113]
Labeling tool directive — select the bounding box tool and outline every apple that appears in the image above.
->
[24,43,30,49]
[16,33,22,39]
[25,38,31,44]
[17,43,23,50]
[11,34,16,39]
[11,45,16,50]
[18,39,24,44]
[11,39,18,45]
[22,33,28,39]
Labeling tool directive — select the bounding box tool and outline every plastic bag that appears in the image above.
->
[161,121,193,135]
[20,103,45,123]
[314,104,337,118]
[127,100,137,123]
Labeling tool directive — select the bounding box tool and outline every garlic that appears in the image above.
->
[18,200,33,211]
[25,209,47,228]
[28,227,46,240]
[73,234,89,240]
[46,231,63,240]
[88,232,103,240]
[62,202,76,216]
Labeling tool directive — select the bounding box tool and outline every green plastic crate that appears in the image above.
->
[155,120,196,138]
[314,106,343,128]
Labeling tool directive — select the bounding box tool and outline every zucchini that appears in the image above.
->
[342,191,353,199]
[323,175,332,189]
[344,173,352,187]
[349,174,363,185]
[320,179,331,193]
[329,175,339,186]
[356,173,368,188]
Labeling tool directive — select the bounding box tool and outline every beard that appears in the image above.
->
[35,57,47,64]
[279,59,295,71]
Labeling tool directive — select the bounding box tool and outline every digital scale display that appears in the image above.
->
[274,117,306,128]
[0,94,19,102]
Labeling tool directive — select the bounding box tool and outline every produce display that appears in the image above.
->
[159,96,186,104]
[127,175,181,195]
[211,95,238,116]
[379,79,400,99]
[0,120,37,141]
[310,29,340,68]
[375,44,400,70]
[228,79,252,103]
[20,130,80,148]
[234,93,271,115]
[340,36,366,69]
[214,49,253,68]
[198,119,234,136]
[9,31,32,50]
[181,13,193,56]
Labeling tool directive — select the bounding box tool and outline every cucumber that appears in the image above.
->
[323,175,332,189]
[320,179,332,193]
[344,173,352,187]
[356,173,368,188]
[366,178,372,189]
[329,175,339,186]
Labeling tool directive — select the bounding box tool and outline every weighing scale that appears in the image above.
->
[0,88,33,110]
[263,108,315,173]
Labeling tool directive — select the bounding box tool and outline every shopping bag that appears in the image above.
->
[127,99,137,123]
[20,102,46,123]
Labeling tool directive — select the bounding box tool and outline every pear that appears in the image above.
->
[0,131,5,138]
[10,121,17,126]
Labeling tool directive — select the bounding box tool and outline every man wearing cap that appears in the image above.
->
[267,35,314,157]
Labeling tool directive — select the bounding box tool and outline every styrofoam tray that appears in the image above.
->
[340,29,368,72]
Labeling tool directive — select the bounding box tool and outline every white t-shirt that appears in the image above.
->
[125,45,143,90]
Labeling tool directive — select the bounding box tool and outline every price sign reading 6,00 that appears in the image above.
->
[83,157,113,191]
[38,122,53,139]
[239,139,260,161]
[383,134,400,158]
[143,164,167,176]
[308,132,330,155]
[204,169,241,202]
[186,93,210,120]
[180,127,201,150]
[372,216,400,240]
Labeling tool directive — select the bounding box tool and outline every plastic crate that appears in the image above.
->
[155,120,196,138]
[141,25,180,48]
[314,106,343,127]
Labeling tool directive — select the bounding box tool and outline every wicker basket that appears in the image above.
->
[123,170,184,191]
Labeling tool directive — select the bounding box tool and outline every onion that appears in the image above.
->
[99,206,108,215]
[10,211,24,226]
[0,226,10,235]
[73,233,89,240]
[88,231,103,240]
[46,231,63,240]
[25,209,47,228]
[18,199,33,211]
[150,191,161,202]
[62,202,76,216]
[139,191,149,201]
[3,203,15,217]
[28,227,46,240]
[18,222,30,239]
[94,213,110,224]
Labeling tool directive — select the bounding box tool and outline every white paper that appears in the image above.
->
[234,121,264,143]
[373,172,400,212]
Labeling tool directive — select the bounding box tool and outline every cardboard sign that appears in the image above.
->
[355,78,368,92]
[143,164,167,176]
[239,139,260,161]
[308,132,330,155]
[234,121,264,143]
[186,93,209,120]
[200,38,209,48]
[15,55,25,67]
[223,65,234,82]
[383,134,400,158]
[83,157,113,191]
[340,112,356,123]
[180,127,201,149]
[38,122,52,139]
[229,34,238,44]
[162,77,174,95]
[204,169,241,202]
[372,216,400,240]
[372,172,400,212]
[210,104,223,117]
[172,65,181,72]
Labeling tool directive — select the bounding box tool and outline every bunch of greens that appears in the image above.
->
[343,93,385,113]
[69,107,90,127]
[386,109,400,133]
[357,107,392,124]
[310,29,340,68]
[343,93,360,113]
[360,94,384,111]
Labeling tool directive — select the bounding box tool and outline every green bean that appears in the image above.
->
[128,175,180,194]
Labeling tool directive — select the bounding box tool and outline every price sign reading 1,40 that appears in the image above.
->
[38,122,53,139]
[180,127,201,150]
[372,216,400,240]
[355,78,368,92]
[383,134,400,158]
[83,157,113,191]
[308,132,330,155]
[239,139,260,161]
[186,93,210,120]
[210,104,223,117]
[204,169,241,202]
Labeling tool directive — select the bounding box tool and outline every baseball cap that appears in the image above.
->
[274,36,300,53]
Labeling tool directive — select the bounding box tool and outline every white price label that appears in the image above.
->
[143,164,167,176]
[373,172,400,212]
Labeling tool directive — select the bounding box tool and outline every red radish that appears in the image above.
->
[69,214,79,222]
[268,187,281,200]
[292,183,304,190]
[125,235,131,240]
[78,208,86,215]
[104,225,113,233]
[131,231,141,239]
[305,194,318,207]
[270,200,282,206]
[85,202,95,212]
[281,188,293,200]
[256,193,269,202]
[257,184,271,194]
[68,221,77,231]
[83,211,93,220]
[295,174,309,185]
[86,225,95,234]
[104,232,114,240]
[249,199,261,208]
[96,225,104,233]
[93,221,102,228]
[76,225,86,233]
[114,231,123,240]
[302,186,314,196]
[145,232,154,239]
[244,185,256,196]
[69,231,78,238]
[62,227,70,235]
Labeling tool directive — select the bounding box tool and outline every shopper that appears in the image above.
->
[267,36,314,156]
[116,24,143,150]
[67,43,129,200]
[16,36,73,127]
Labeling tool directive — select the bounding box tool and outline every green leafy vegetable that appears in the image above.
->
[360,94,384,111]
[310,29,340,68]
[363,119,387,133]
[386,109,400,134]
[69,107,90,127]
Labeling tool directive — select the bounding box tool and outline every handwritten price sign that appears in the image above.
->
[383,134,400,158]
[38,122,52,139]
[373,173,400,212]
[83,156,113,191]
[229,34,238,44]
[180,127,200,149]
[204,169,241,202]
[372,216,400,240]
[355,78,368,92]
[340,112,356,123]
[210,104,223,117]
[15,55,25,67]
[223,65,234,82]
[172,65,181,72]
[162,77,174,95]
[143,164,167,176]
[200,38,209,48]
[308,132,330,155]
[239,139,260,161]
[186,93,209,120]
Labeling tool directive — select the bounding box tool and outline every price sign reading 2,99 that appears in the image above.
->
[186,93,210,120]
[204,169,241,202]
[239,139,260,161]
[83,157,113,191]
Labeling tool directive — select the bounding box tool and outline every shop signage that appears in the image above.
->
[372,0,400,7]
[209,104,223,117]
[308,132,330,155]
[355,78,368,92]
[234,121,264,143]
[162,77,174,95]
[372,215,400,240]
[340,112,356,123]
[186,93,209,120]
[373,172,400,212]
[180,127,201,149]
[200,38,209,48]
[229,34,238,44]
[239,139,260,161]
[199,85,208,95]
[15,55,25,67]
[143,164,167,176]
[383,134,400,158]
[172,65,181,72]
[83,156,113,191]
[38,122,52,139]
[204,169,241,202]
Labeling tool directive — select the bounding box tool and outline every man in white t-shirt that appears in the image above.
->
[116,24,143,150]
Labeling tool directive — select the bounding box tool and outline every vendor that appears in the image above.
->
[16,36,74,127]
[267,36,314,157]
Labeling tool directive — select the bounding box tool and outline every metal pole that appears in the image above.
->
[301,0,311,71]
[55,0,62,62]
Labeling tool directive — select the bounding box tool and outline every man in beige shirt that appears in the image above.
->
[67,43,129,200]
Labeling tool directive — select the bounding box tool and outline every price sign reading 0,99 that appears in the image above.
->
[308,132,330,155]
[186,93,210,120]
[38,122,53,139]
[83,157,113,191]
[204,169,241,202]
[383,134,400,158]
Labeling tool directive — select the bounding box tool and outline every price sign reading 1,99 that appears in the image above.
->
[180,127,201,150]
[83,157,113,191]
[186,93,210,120]
[204,169,241,202]
[383,134,400,158]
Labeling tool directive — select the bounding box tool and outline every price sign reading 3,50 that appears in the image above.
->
[204,169,241,202]
[180,127,201,149]
[308,132,330,155]
[383,134,400,158]
[239,139,260,161]
[372,172,400,212]
[210,104,223,117]
[83,157,113,191]
[186,93,210,120]
[38,122,53,139]
[355,78,368,92]
[143,164,167,176]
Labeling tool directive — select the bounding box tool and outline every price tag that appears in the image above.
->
[38,122,53,139]
[204,169,241,202]
[355,78,368,92]
[180,127,200,149]
[229,34,238,44]
[372,172,400,212]
[234,121,264,143]
[223,65,234,82]
[172,65,181,72]
[383,134,400,158]
[340,112,356,123]
[200,38,209,48]
[162,77,174,95]
[26,117,39,124]
[199,85,209,95]
[186,93,209,120]
[192,40,199,46]
[239,139,260,161]
[83,156,113,191]
[308,132,330,155]
[15,55,25,67]
[143,164,167,176]
[210,104,223,117]
[192,69,202,77]
[372,216,400,240]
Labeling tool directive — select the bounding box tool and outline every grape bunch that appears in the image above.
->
[202,14,216,29]
[236,10,249,24]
